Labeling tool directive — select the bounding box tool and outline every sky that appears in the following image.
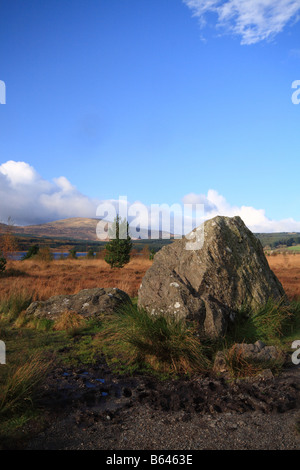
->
[0,0,300,232]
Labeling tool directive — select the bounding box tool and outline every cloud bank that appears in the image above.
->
[1,160,300,233]
[183,190,300,232]
[183,0,300,44]
[0,160,99,225]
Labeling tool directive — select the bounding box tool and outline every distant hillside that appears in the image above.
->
[256,232,300,249]
[1,218,299,248]
[0,218,103,241]
[0,218,173,242]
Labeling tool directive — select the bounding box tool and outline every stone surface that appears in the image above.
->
[26,287,131,320]
[138,215,286,337]
[213,341,285,375]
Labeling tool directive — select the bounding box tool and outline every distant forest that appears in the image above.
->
[15,234,175,254]
[255,233,300,249]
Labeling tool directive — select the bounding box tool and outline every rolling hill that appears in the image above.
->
[0,218,173,242]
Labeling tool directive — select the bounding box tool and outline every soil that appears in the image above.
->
[26,357,300,450]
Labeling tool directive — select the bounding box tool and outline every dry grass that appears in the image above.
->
[53,310,85,331]
[0,353,51,416]
[0,257,152,301]
[223,344,283,379]
[268,254,300,301]
[0,253,299,306]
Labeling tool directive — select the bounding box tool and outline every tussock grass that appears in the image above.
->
[53,310,86,332]
[227,298,300,345]
[100,304,211,376]
[0,291,33,322]
[0,353,51,417]
[251,298,293,342]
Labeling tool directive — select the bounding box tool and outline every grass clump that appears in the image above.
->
[0,353,50,417]
[53,310,86,333]
[0,291,33,323]
[250,299,294,342]
[227,298,300,345]
[100,304,211,377]
[0,352,51,448]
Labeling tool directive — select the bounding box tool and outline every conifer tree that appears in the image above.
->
[0,251,6,274]
[105,215,132,268]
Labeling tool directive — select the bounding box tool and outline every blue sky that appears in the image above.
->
[0,0,300,231]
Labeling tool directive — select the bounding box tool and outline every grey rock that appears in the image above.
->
[26,287,131,320]
[138,216,286,337]
[233,342,283,362]
[213,342,284,375]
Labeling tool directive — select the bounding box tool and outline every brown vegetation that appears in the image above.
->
[0,253,299,304]
[0,257,152,301]
[268,253,300,300]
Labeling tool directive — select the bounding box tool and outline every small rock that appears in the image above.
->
[26,287,132,320]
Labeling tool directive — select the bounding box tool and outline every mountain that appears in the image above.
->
[1,218,174,242]
[1,218,299,247]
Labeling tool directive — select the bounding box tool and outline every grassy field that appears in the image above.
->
[0,256,153,301]
[268,253,300,300]
[0,253,300,447]
[287,245,300,252]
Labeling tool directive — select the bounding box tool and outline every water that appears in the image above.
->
[10,252,95,261]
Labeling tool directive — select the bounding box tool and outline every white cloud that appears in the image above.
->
[1,160,300,233]
[0,161,98,225]
[182,192,218,212]
[183,0,300,44]
[183,189,300,232]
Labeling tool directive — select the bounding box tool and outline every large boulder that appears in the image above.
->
[138,216,286,337]
[26,287,131,320]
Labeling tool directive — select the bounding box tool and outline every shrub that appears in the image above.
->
[21,245,40,260]
[0,254,6,274]
[34,247,54,262]
[87,248,95,259]
[68,249,77,260]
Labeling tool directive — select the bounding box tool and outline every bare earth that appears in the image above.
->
[27,363,300,450]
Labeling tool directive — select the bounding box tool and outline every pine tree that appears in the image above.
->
[105,215,132,268]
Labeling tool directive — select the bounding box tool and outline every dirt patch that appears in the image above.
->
[25,358,300,450]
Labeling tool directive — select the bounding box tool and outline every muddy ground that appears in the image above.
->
[25,357,300,451]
